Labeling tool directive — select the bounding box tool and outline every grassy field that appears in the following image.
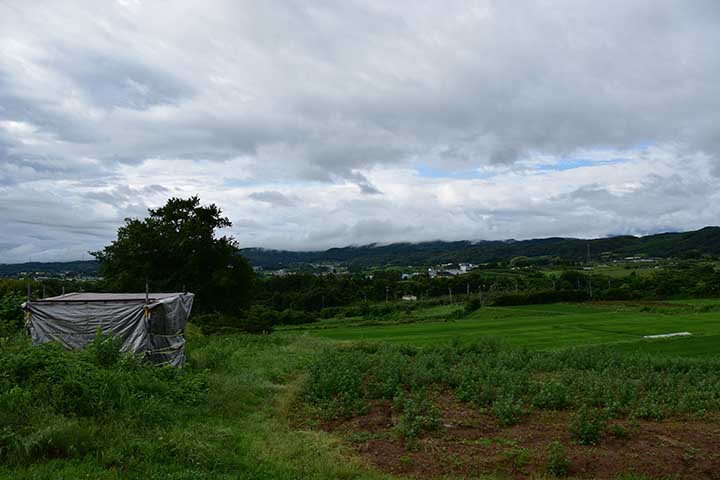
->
[0,334,381,480]
[541,265,660,279]
[3,299,720,478]
[298,300,720,356]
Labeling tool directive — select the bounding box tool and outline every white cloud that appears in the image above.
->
[0,1,719,262]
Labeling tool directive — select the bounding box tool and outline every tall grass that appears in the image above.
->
[0,333,380,479]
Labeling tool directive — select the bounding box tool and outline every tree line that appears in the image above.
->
[1,197,718,336]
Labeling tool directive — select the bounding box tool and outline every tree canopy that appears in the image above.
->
[92,196,253,312]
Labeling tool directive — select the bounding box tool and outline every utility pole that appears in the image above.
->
[385,285,389,302]
[42,284,46,299]
[588,280,593,299]
[448,286,453,303]
[466,283,470,296]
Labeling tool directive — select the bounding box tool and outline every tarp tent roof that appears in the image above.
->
[23,292,194,367]
[32,292,185,303]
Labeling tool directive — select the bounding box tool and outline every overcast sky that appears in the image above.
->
[1,1,719,263]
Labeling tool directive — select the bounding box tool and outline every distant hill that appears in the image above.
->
[3,227,719,275]
[0,260,100,278]
[241,226,720,269]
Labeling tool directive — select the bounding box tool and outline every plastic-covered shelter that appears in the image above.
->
[22,292,194,367]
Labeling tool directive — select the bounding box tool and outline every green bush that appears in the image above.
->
[87,330,122,367]
[609,423,630,439]
[547,440,571,476]
[303,348,369,418]
[569,406,607,445]
[493,395,526,426]
[493,290,588,306]
[0,338,208,465]
[533,381,570,410]
[277,309,316,325]
[393,389,440,447]
[0,293,25,337]
[632,398,665,421]
[193,308,275,334]
[237,306,276,334]
[464,296,483,315]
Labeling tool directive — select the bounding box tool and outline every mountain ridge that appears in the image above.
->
[2,226,718,275]
[241,226,720,269]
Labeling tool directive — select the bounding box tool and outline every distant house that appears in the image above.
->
[402,295,417,301]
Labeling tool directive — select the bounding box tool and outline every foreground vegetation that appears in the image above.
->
[303,339,720,425]
[3,295,720,478]
[3,197,718,478]
[299,340,720,477]
[0,333,379,479]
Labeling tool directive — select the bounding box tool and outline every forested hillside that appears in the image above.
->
[242,226,720,268]
[3,227,719,276]
[0,260,100,278]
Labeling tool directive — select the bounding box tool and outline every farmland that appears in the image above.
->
[289,300,720,478]
[3,298,720,478]
[295,300,720,357]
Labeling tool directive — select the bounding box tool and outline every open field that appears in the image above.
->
[298,300,720,356]
[3,299,720,479]
[0,334,380,479]
[299,340,720,479]
[542,265,660,279]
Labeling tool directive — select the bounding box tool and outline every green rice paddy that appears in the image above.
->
[300,300,720,357]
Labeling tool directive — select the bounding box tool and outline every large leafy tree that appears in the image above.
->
[92,196,253,312]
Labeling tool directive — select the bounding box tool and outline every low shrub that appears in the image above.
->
[277,309,316,325]
[493,290,589,306]
[609,423,630,439]
[301,340,720,444]
[569,406,607,445]
[532,381,570,410]
[632,399,665,421]
[464,297,483,315]
[86,329,122,367]
[0,293,25,337]
[493,395,527,426]
[393,389,440,448]
[0,336,208,465]
[547,440,571,477]
[193,308,275,334]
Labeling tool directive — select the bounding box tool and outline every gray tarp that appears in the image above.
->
[22,292,194,367]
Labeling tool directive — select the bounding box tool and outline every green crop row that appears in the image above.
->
[302,339,720,437]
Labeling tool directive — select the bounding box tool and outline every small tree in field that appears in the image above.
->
[92,196,253,312]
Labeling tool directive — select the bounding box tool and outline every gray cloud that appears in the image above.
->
[248,191,296,207]
[1,1,719,261]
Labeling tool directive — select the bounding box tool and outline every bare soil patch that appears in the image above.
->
[315,395,720,479]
